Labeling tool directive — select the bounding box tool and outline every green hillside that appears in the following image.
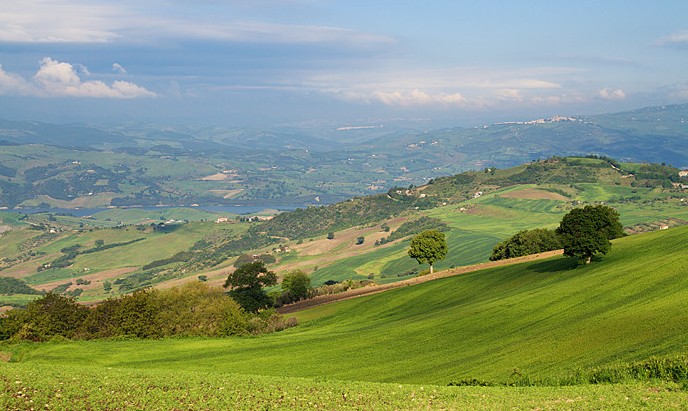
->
[8,226,688,385]
[2,156,686,305]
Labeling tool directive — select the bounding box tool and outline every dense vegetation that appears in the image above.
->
[0,282,294,341]
[489,228,562,261]
[0,278,41,296]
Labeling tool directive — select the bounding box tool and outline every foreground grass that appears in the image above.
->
[1,363,687,410]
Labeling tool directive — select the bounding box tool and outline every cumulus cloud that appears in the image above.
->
[598,88,626,100]
[311,66,578,108]
[0,57,155,98]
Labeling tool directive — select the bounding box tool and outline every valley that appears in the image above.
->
[2,105,688,410]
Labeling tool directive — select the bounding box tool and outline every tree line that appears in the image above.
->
[489,205,624,264]
[0,282,296,342]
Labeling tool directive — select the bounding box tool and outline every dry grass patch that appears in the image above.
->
[199,173,232,181]
[209,189,243,199]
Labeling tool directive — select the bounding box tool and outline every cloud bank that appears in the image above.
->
[0,58,155,98]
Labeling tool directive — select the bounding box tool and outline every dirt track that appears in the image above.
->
[277,249,564,314]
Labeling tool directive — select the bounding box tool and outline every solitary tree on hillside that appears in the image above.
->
[223,261,277,312]
[281,270,312,303]
[408,229,448,274]
[556,204,624,264]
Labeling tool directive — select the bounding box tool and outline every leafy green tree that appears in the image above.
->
[327,232,335,240]
[489,228,562,261]
[356,236,365,245]
[224,261,277,312]
[556,205,624,264]
[408,229,448,274]
[1,293,89,341]
[280,270,312,303]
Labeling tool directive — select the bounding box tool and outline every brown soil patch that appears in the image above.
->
[293,218,406,257]
[278,249,564,314]
[0,225,11,234]
[275,217,409,274]
[499,188,568,201]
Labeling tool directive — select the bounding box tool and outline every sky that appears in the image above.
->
[1,1,688,127]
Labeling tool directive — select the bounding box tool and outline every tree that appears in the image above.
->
[556,205,624,264]
[489,228,562,261]
[224,261,277,312]
[327,232,335,240]
[356,236,365,245]
[408,229,448,274]
[281,270,312,303]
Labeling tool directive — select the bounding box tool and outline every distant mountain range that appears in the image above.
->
[0,103,687,209]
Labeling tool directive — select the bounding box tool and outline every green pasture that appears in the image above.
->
[24,268,76,286]
[292,182,687,285]
[9,227,688,386]
[0,229,40,259]
[10,221,247,291]
[88,207,224,225]
[1,363,685,411]
[0,294,40,307]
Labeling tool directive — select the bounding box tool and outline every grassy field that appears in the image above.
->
[6,227,688,382]
[1,363,686,410]
[2,226,688,409]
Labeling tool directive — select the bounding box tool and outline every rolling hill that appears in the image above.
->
[3,225,688,409]
[1,103,688,209]
[1,156,687,307]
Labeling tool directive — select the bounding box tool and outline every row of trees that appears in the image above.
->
[409,205,624,274]
[489,204,624,264]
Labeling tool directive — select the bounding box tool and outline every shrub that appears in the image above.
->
[490,228,562,261]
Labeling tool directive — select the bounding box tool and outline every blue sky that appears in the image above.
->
[1,1,687,126]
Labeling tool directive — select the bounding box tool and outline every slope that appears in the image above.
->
[11,226,688,385]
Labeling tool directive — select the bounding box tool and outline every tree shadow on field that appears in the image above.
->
[527,257,579,274]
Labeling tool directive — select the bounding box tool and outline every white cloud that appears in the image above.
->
[0,2,394,49]
[308,66,578,108]
[657,30,688,46]
[0,57,155,98]
[112,63,127,74]
[598,88,626,100]
[0,1,121,43]
[0,65,33,94]
[344,89,466,106]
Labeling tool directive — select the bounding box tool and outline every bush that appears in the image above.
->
[279,270,312,305]
[490,228,562,261]
[1,282,298,341]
